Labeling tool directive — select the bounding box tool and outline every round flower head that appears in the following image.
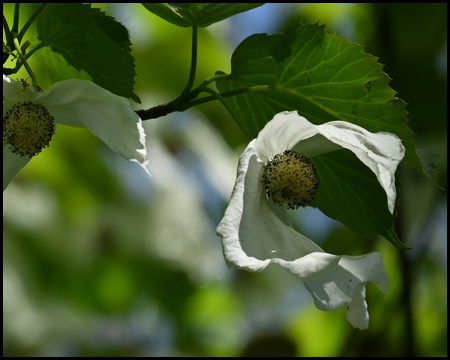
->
[3,101,56,158]
[217,111,405,329]
[262,150,319,209]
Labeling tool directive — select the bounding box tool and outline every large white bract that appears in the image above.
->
[3,75,149,190]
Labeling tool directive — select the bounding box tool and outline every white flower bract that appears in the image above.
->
[3,75,150,190]
[216,111,405,329]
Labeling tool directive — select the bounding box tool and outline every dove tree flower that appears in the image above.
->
[216,111,405,329]
[3,75,149,191]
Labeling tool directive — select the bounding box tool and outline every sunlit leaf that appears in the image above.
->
[36,3,140,103]
[216,21,421,172]
[32,40,92,83]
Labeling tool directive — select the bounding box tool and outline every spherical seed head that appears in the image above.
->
[262,150,319,209]
[3,101,56,158]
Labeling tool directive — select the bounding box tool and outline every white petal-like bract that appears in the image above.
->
[217,111,402,329]
[3,75,150,190]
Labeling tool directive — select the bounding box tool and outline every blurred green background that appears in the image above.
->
[3,3,447,356]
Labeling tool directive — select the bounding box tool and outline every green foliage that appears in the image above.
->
[32,40,92,83]
[142,3,264,27]
[216,21,420,172]
[35,3,140,103]
[416,148,444,187]
[310,150,406,249]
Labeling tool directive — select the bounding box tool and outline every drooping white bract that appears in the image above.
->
[3,75,149,190]
[216,111,405,329]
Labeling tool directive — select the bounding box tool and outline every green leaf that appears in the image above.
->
[216,21,418,248]
[311,150,408,249]
[142,3,264,27]
[415,148,444,186]
[32,39,93,82]
[35,3,140,103]
[216,21,422,172]
[90,7,134,53]
[141,3,192,27]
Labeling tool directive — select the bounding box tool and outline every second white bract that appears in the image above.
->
[217,111,405,329]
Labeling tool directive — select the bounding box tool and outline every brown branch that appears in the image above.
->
[135,102,175,120]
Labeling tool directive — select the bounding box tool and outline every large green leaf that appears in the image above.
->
[36,3,140,103]
[142,3,264,28]
[216,21,421,172]
[216,21,417,248]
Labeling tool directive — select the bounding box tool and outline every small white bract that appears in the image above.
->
[3,75,150,190]
[216,111,405,329]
